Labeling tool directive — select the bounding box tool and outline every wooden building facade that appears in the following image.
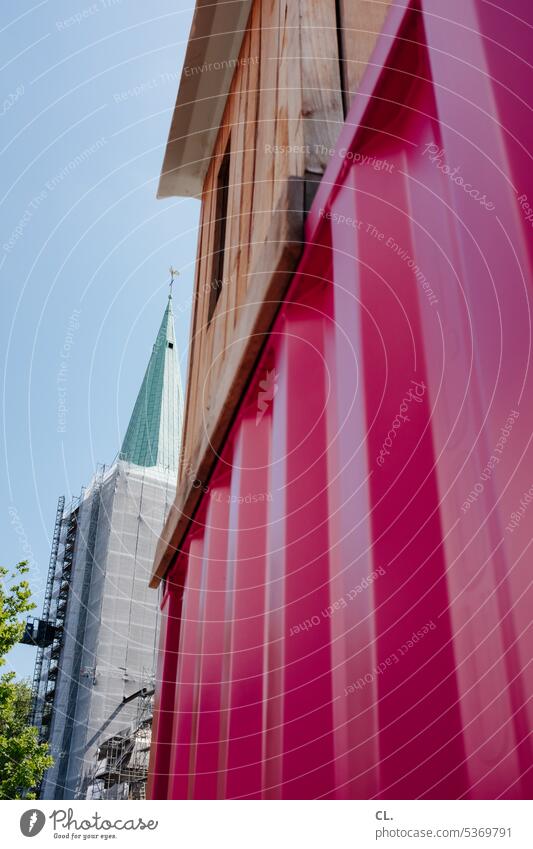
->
[148,0,533,800]
[154,0,391,570]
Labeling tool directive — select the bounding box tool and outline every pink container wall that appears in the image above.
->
[149,0,533,799]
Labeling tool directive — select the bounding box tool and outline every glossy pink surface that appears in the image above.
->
[148,0,533,799]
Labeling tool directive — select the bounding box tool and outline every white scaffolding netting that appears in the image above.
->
[41,461,175,800]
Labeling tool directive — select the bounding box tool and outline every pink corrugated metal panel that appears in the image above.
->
[147,584,182,800]
[149,0,533,799]
[223,418,270,798]
[170,536,206,799]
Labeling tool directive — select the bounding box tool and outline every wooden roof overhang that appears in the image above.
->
[158,0,253,199]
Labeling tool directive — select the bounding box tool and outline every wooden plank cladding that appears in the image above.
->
[338,0,393,113]
[178,0,306,485]
[300,0,344,172]
[156,0,393,585]
[152,178,305,587]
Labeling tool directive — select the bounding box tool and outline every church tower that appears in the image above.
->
[33,291,183,800]
[119,291,183,471]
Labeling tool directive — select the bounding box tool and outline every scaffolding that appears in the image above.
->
[29,496,65,730]
[41,505,79,743]
[54,471,103,796]
[29,461,173,799]
[87,682,155,800]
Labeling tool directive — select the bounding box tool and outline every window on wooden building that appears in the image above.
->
[335,1,351,118]
[208,139,231,323]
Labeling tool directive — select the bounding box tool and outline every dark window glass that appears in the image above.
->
[208,139,231,323]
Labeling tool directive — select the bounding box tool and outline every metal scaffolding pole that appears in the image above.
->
[30,495,65,730]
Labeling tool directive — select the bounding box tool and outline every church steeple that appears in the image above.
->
[120,289,183,471]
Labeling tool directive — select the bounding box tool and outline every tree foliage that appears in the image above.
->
[0,561,53,799]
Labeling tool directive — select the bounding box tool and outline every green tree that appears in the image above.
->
[0,561,53,799]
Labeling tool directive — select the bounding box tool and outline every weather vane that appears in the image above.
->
[169,265,179,296]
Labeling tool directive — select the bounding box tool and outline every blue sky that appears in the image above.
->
[1,0,199,677]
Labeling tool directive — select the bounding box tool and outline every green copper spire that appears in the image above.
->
[120,292,183,470]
